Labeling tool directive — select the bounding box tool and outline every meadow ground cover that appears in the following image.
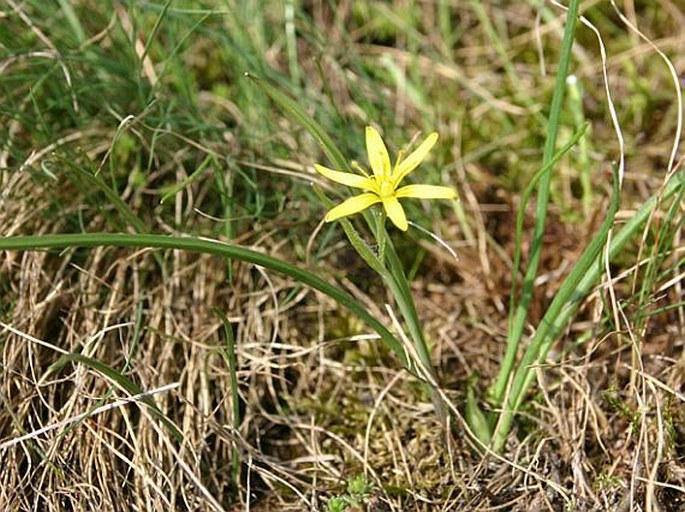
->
[0,1,683,510]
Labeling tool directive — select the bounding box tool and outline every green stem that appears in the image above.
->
[380,231,445,420]
[216,310,242,490]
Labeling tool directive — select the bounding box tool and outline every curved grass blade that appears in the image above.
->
[0,233,407,367]
[48,353,184,443]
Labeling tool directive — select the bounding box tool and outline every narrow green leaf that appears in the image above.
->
[160,154,214,204]
[492,166,621,451]
[56,0,86,44]
[48,353,184,443]
[489,168,683,451]
[60,158,147,234]
[501,0,580,407]
[0,233,407,367]
[490,123,589,404]
[466,383,492,448]
[216,310,242,489]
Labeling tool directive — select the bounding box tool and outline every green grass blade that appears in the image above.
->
[466,380,492,448]
[48,353,184,444]
[0,233,407,367]
[489,123,588,404]
[493,170,683,453]
[492,0,581,407]
[216,310,242,492]
[160,154,214,204]
[141,0,173,71]
[566,76,593,215]
[284,0,301,85]
[56,0,86,44]
[60,158,147,234]
[492,167,620,451]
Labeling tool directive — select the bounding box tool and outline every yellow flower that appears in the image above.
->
[314,126,457,231]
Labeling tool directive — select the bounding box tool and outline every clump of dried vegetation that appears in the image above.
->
[0,1,683,510]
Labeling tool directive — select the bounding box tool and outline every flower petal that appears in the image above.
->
[395,184,458,200]
[365,126,392,179]
[392,132,439,186]
[325,193,381,222]
[382,195,408,231]
[314,164,376,190]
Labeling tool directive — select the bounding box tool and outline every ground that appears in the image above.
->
[0,1,684,510]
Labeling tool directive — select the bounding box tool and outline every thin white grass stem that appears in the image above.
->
[407,220,458,262]
[0,322,70,355]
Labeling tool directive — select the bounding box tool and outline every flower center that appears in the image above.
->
[378,179,394,198]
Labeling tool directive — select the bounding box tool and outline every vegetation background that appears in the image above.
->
[0,0,683,510]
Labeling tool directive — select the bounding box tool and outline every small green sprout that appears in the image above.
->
[325,474,375,512]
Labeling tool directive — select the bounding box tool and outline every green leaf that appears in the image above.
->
[48,353,184,443]
[492,166,622,452]
[492,0,581,411]
[160,154,214,204]
[59,158,147,235]
[0,233,407,368]
[489,123,590,404]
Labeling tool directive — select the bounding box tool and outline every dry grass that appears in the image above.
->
[1,1,684,511]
